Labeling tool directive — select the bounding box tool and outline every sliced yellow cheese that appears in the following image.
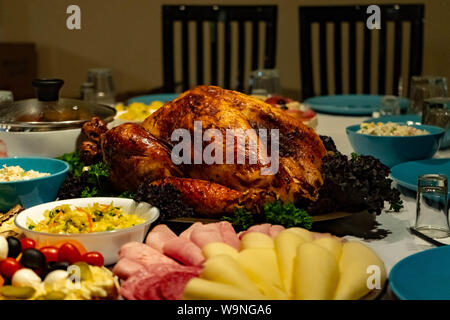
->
[183,278,265,300]
[202,242,239,260]
[201,255,261,295]
[274,230,306,296]
[334,241,386,300]
[284,227,314,242]
[237,248,288,299]
[313,237,343,261]
[240,232,274,250]
[293,242,339,300]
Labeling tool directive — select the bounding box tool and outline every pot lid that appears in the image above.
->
[0,79,116,129]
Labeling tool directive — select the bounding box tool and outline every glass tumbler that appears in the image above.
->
[408,76,448,115]
[0,90,13,105]
[86,68,116,106]
[380,95,401,115]
[422,97,450,149]
[249,69,281,97]
[415,174,449,239]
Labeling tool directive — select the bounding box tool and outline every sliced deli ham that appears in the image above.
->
[163,238,205,266]
[112,258,144,280]
[159,270,200,300]
[179,222,203,240]
[190,223,223,249]
[217,221,240,250]
[120,264,201,300]
[146,224,178,253]
[269,225,285,238]
[119,241,179,267]
[238,223,272,239]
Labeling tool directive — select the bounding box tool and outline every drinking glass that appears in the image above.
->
[415,174,449,239]
[0,90,13,105]
[422,97,450,149]
[86,68,116,106]
[408,76,448,115]
[249,69,281,97]
[380,95,401,115]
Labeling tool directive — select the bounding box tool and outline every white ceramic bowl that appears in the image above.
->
[14,197,160,265]
[0,129,82,158]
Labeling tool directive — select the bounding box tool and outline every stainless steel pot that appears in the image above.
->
[0,79,116,157]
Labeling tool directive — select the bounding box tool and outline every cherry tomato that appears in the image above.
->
[0,257,21,278]
[58,243,81,264]
[20,238,36,251]
[51,240,87,256]
[40,246,59,263]
[81,252,104,267]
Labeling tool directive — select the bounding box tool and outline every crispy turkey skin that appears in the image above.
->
[98,86,327,215]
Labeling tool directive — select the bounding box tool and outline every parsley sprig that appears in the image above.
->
[223,200,312,231]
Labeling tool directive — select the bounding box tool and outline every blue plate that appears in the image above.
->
[128,93,179,105]
[390,246,450,300]
[304,94,409,116]
[390,158,450,196]
[365,115,421,125]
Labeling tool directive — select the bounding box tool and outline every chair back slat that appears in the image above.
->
[162,5,277,92]
[196,20,204,85]
[348,20,357,94]
[299,9,313,102]
[252,20,259,71]
[181,19,190,92]
[210,21,218,85]
[363,26,372,94]
[264,20,277,68]
[378,19,387,95]
[393,21,403,96]
[162,7,175,92]
[299,4,424,99]
[334,22,342,95]
[237,21,246,92]
[224,20,232,89]
[319,21,328,95]
[409,13,424,79]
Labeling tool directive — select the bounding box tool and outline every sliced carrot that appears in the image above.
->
[0,274,4,287]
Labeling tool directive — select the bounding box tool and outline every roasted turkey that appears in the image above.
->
[83,86,327,216]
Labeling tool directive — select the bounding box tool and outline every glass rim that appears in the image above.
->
[418,174,448,185]
[411,75,448,82]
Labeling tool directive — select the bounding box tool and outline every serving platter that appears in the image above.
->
[165,210,352,225]
[304,94,409,116]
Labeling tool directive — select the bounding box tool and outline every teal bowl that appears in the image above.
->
[0,158,69,212]
[346,123,445,167]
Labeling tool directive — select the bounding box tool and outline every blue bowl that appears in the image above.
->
[0,158,69,212]
[346,123,445,167]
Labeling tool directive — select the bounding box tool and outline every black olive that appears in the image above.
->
[48,261,70,271]
[20,248,46,270]
[6,236,21,258]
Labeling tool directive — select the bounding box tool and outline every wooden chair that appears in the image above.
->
[299,4,424,99]
[162,5,277,93]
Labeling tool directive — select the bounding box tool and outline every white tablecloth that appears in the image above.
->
[315,114,450,273]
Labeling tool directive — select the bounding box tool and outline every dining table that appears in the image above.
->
[314,112,450,298]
